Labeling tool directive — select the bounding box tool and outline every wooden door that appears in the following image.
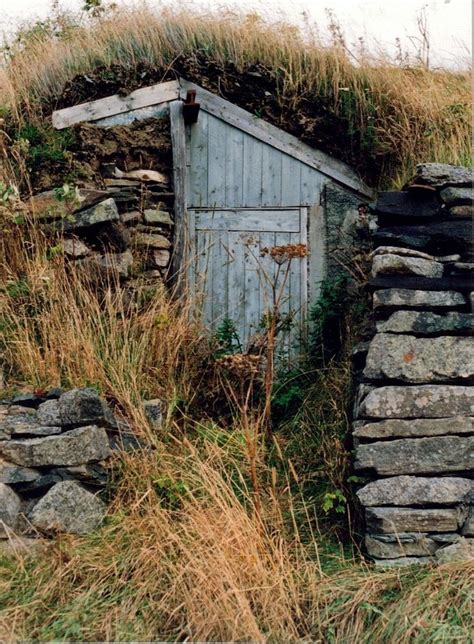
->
[188,207,308,357]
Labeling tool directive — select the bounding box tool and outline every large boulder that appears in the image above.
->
[0,483,21,537]
[358,385,474,419]
[29,481,106,535]
[354,435,474,475]
[363,334,474,383]
[58,388,116,428]
[357,476,473,506]
[0,425,111,467]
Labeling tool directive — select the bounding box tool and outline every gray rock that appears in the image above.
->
[0,425,111,467]
[449,205,474,217]
[143,209,174,225]
[0,414,61,438]
[439,187,473,206]
[411,163,472,188]
[364,334,474,383]
[366,506,462,533]
[371,246,436,261]
[29,481,106,535]
[52,463,108,487]
[62,238,90,258]
[120,210,142,225]
[0,536,50,557]
[430,533,462,544]
[70,198,120,228]
[357,476,473,506]
[371,255,443,279]
[355,435,474,475]
[37,400,62,426]
[373,289,465,310]
[365,535,440,559]
[435,538,474,563]
[58,388,116,428]
[373,556,432,568]
[133,232,171,250]
[0,483,21,537]
[453,262,474,273]
[75,250,133,280]
[462,516,474,536]
[0,458,40,484]
[358,385,474,419]
[376,311,474,335]
[152,249,170,268]
[143,399,163,430]
[353,417,474,439]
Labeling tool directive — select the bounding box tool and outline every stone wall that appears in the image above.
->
[28,117,174,296]
[353,163,474,566]
[0,388,139,545]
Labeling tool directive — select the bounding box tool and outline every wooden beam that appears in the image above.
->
[52,80,180,129]
[179,79,374,199]
[169,100,188,294]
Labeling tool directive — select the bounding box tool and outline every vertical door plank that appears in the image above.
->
[281,154,302,206]
[225,127,244,207]
[261,146,283,206]
[188,110,209,207]
[227,232,247,344]
[207,115,227,207]
[242,136,263,206]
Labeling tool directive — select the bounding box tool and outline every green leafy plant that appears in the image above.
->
[322,489,347,514]
[214,317,242,357]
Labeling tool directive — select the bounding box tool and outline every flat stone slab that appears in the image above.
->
[353,417,474,440]
[364,334,474,383]
[439,187,473,206]
[410,163,472,188]
[372,255,444,279]
[357,476,473,506]
[133,232,171,250]
[75,250,133,280]
[358,385,474,419]
[371,246,459,262]
[366,506,463,533]
[373,289,466,310]
[0,425,111,467]
[70,198,120,229]
[366,535,440,559]
[0,458,40,484]
[29,480,106,535]
[373,556,432,567]
[0,414,62,438]
[354,435,474,475]
[435,538,474,563]
[376,311,474,335]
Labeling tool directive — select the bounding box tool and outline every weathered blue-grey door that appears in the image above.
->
[188,207,308,353]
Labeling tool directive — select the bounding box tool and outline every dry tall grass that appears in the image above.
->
[0,4,471,187]
[1,221,473,642]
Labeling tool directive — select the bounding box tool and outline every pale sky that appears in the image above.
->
[0,0,471,68]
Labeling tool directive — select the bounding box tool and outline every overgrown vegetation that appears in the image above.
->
[0,3,471,188]
[0,4,472,641]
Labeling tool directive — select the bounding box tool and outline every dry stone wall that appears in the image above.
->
[353,163,474,566]
[28,117,174,299]
[0,387,150,545]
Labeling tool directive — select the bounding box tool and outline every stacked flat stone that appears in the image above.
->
[0,388,118,539]
[354,163,474,566]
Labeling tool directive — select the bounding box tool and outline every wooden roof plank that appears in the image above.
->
[179,79,373,198]
[52,79,180,130]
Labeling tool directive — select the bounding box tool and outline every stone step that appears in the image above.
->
[358,385,474,419]
[363,334,474,383]
[376,311,474,335]
[354,435,474,475]
[366,506,465,533]
[357,475,473,506]
[353,417,474,440]
[373,289,466,311]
